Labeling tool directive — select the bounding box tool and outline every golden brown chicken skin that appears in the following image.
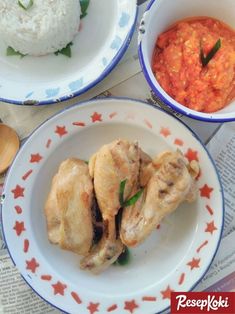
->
[44,158,94,256]
[120,150,199,247]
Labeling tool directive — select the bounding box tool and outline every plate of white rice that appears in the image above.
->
[0,0,137,105]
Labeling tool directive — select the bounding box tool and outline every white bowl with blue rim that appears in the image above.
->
[138,0,235,122]
[0,0,137,105]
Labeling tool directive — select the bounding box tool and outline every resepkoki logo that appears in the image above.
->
[171,292,235,313]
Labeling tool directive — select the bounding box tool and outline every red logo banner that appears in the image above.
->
[171,292,235,314]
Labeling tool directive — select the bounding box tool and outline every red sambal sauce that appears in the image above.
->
[152,17,235,113]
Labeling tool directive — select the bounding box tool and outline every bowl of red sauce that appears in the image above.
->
[138,0,235,122]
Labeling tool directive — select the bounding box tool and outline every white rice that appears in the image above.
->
[0,0,81,56]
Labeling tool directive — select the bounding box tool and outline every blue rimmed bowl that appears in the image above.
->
[0,0,137,106]
[138,0,235,122]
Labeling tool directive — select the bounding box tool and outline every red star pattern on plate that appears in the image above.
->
[26,258,39,273]
[124,300,139,313]
[91,112,102,122]
[185,148,199,162]
[187,258,200,270]
[161,285,174,300]
[72,121,85,127]
[52,281,67,296]
[46,139,52,148]
[206,205,214,216]
[41,275,52,281]
[174,138,183,146]
[142,296,157,302]
[71,291,82,304]
[107,304,118,312]
[144,119,152,129]
[178,273,185,285]
[11,185,24,199]
[199,184,214,199]
[87,302,100,314]
[55,126,68,138]
[109,112,117,119]
[196,240,208,253]
[13,221,25,236]
[205,221,217,235]
[22,169,33,181]
[14,205,22,214]
[30,153,43,163]
[24,239,29,253]
[160,127,171,137]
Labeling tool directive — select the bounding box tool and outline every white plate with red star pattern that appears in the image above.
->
[1,98,224,314]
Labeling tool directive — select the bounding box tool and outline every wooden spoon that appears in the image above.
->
[0,124,20,174]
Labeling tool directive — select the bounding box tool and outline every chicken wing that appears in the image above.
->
[81,140,140,273]
[120,150,199,247]
[44,158,94,255]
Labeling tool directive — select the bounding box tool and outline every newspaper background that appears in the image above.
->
[0,0,235,313]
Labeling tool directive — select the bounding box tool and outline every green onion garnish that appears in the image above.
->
[119,179,127,206]
[114,247,131,266]
[200,38,221,67]
[55,42,73,58]
[18,0,34,10]
[6,46,26,58]
[123,189,143,207]
[119,179,143,208]
[80,0,90,19]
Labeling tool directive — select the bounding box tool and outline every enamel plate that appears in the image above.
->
[1,98,224,314]
[0,1,137,105]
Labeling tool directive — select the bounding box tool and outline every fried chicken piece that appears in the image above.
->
[44,172,61,244]
[139,149,154,187]
[81,139,140,273]
[89,139,141,219]
[80,217,123,274]
[44,158,94,255]
[120,150,199,247]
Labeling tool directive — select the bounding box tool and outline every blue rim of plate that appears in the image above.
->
[0,97,225,314]
[138,0,235,123]
[0,6,138,106]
